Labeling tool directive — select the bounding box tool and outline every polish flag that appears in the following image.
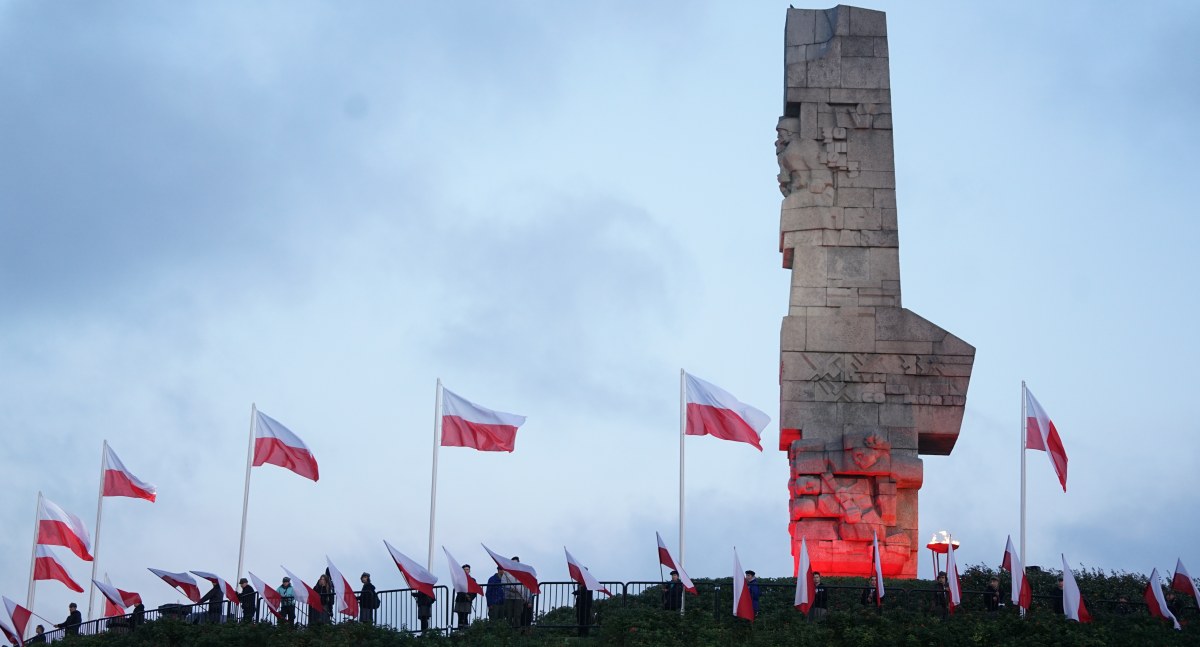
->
[443,548,485,596]
[871,532,885,606]
[325,557,359,619]
[793,536,815,612]
[732,549,754,621]
[93,578,130,615]
[655,531,697,595]
[36,496,93,561]
[441,387,526,453]
[684,372,770,451]
[1060,555,1092,623]
[191,571,239,603]
[1145,568,1181,630]
[1172,559,1200,610]
[253,410,319,482]
[564,547,612,597]
[101,444,157,502]
[1000,536,1032,610]
[2,597,32,645]
[384,540,438,598]
[0,613,20,647]
[148,568,201,603]
[280,567,323,614]
[102,575,141,616]
[946,536,962,614]
[482,544,540,595]
[33,545,84,593]
[247,571,282,618]
[1025,388,1069,491]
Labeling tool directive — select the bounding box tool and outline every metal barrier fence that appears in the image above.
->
[28,579,1198,641]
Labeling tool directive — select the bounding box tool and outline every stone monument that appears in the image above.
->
[777,5,974,578]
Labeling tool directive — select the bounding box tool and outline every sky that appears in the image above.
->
[2,0,1199,621]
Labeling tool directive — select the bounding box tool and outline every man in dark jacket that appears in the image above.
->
[238,578,257,622]
[809,572,829,621]
[358,573,378,625]
[573,583,593,636]
[56,603,82,635]
[662,571,684,611]
[200,582,224,623]
[413,590,435,632]
[746,571,761,618]
[486,567,505,621]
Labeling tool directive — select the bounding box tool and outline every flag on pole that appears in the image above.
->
[33,545,84,593]
[1172,559,1200,610]
[93,579,130,616]
[793,536,815,612]
[684,372,770,451]
[1001,535,1032,610]
[1060,555,1092,623]
[101,575,141,617]
[191,571,239,604]
[871,532,885,606]
[1025,388,1069,491]
[280,567,324,614]
[732,548,755,621]
[441,388,527,452]
[564,548,612,596]
[443,548,485,596]
[253,410,319,481]
[946,537,962,614]
[36,496,93,561]
[2,597,32,644]
[325,557,359,619]
[101,444,157,502]
[482,544,540,594]
[247,571,282,618]
[1145,568,1181,630]
[655,531,697,595]
[0,612,20,647]
[384,540,438,598]
[147,568,201,603]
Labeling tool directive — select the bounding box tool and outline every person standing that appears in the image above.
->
[662,571,684,611]
[1052,577,1065,615]
[486,567,505,621]
[28,625,47,644]
[573,582,593,637]
[200,581,224,624]
[238,578,257,623]
[413,590,435,632]
[312,573,333,625]
[358,572,378,625]
[861,575,883,609]
[745,570,761,619]
[56,603,82,636]
[984,576,1002,612]
[278,576,296,626]
[454,564,478,629]
[933,572,949,618]
[809,572,829,621]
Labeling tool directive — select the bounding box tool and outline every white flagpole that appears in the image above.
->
[678,369,686,613]
[27,491,42,611]
[87,440,108,620]
[1019,381,1028,576]
[427,378,443,571]
[236,404,257,582]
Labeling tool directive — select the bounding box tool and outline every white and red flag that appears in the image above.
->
[684,372,770,451]
[384,540,438,598]
[100,575,141,617]
[33,545,84,593]
[280,566,324,614]
[482,544,540,595]
[36,495,93,561]
[1060,555,1092,623]
[946,536,962,614]
[247,571,282,618]
[443,547,485,596]
[253,410,319,481]
[871,532,885,606]
[1025,388,1069,491]
[793,536,815,612]
[564,547,612,597]
[1001,535,1032,610]
[2,597,32,645]
[191,571,239,604]
[101,444,157,502]
[0,612,21,647]
[1172,559,1200,610]
[655,531,697,595]
[93,578,130,616]
[325,557,359,619]
[441,387,526,452]
[1145,568,1181,630]
[148,568,201,603]
[732,548,754,621]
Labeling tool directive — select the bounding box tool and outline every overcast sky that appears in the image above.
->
[2,0,1199,620]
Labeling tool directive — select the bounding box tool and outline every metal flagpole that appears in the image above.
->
[87,440,108,620]
[1019,381,1027,576]
[27,491,42,611]
[427,379,443,571]
[678,369,687,614]
[236,404,257,582]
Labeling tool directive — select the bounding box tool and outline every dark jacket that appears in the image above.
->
[486,574,505,607]
[861,585,882,607]
[413,591,434,619]
[663,580,684,611]
[239,584,257,618]
[57,610,82,635]
[200,584,224,615]
[984,585,1001,611]
[812,584,828,610]
[359,582,379,609]
[748,579,761,614]
[454,590,477,614]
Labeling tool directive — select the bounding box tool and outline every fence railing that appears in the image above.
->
[31,579,1197,641]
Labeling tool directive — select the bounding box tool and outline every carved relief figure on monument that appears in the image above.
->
[775,117,834,206]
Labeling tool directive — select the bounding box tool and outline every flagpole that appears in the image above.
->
[678,369,686,614]
[27,491,42,611]
[86,440,108,620]
[1019,381,1027,576]
[236,404,257,582]
[427,378,443,571]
